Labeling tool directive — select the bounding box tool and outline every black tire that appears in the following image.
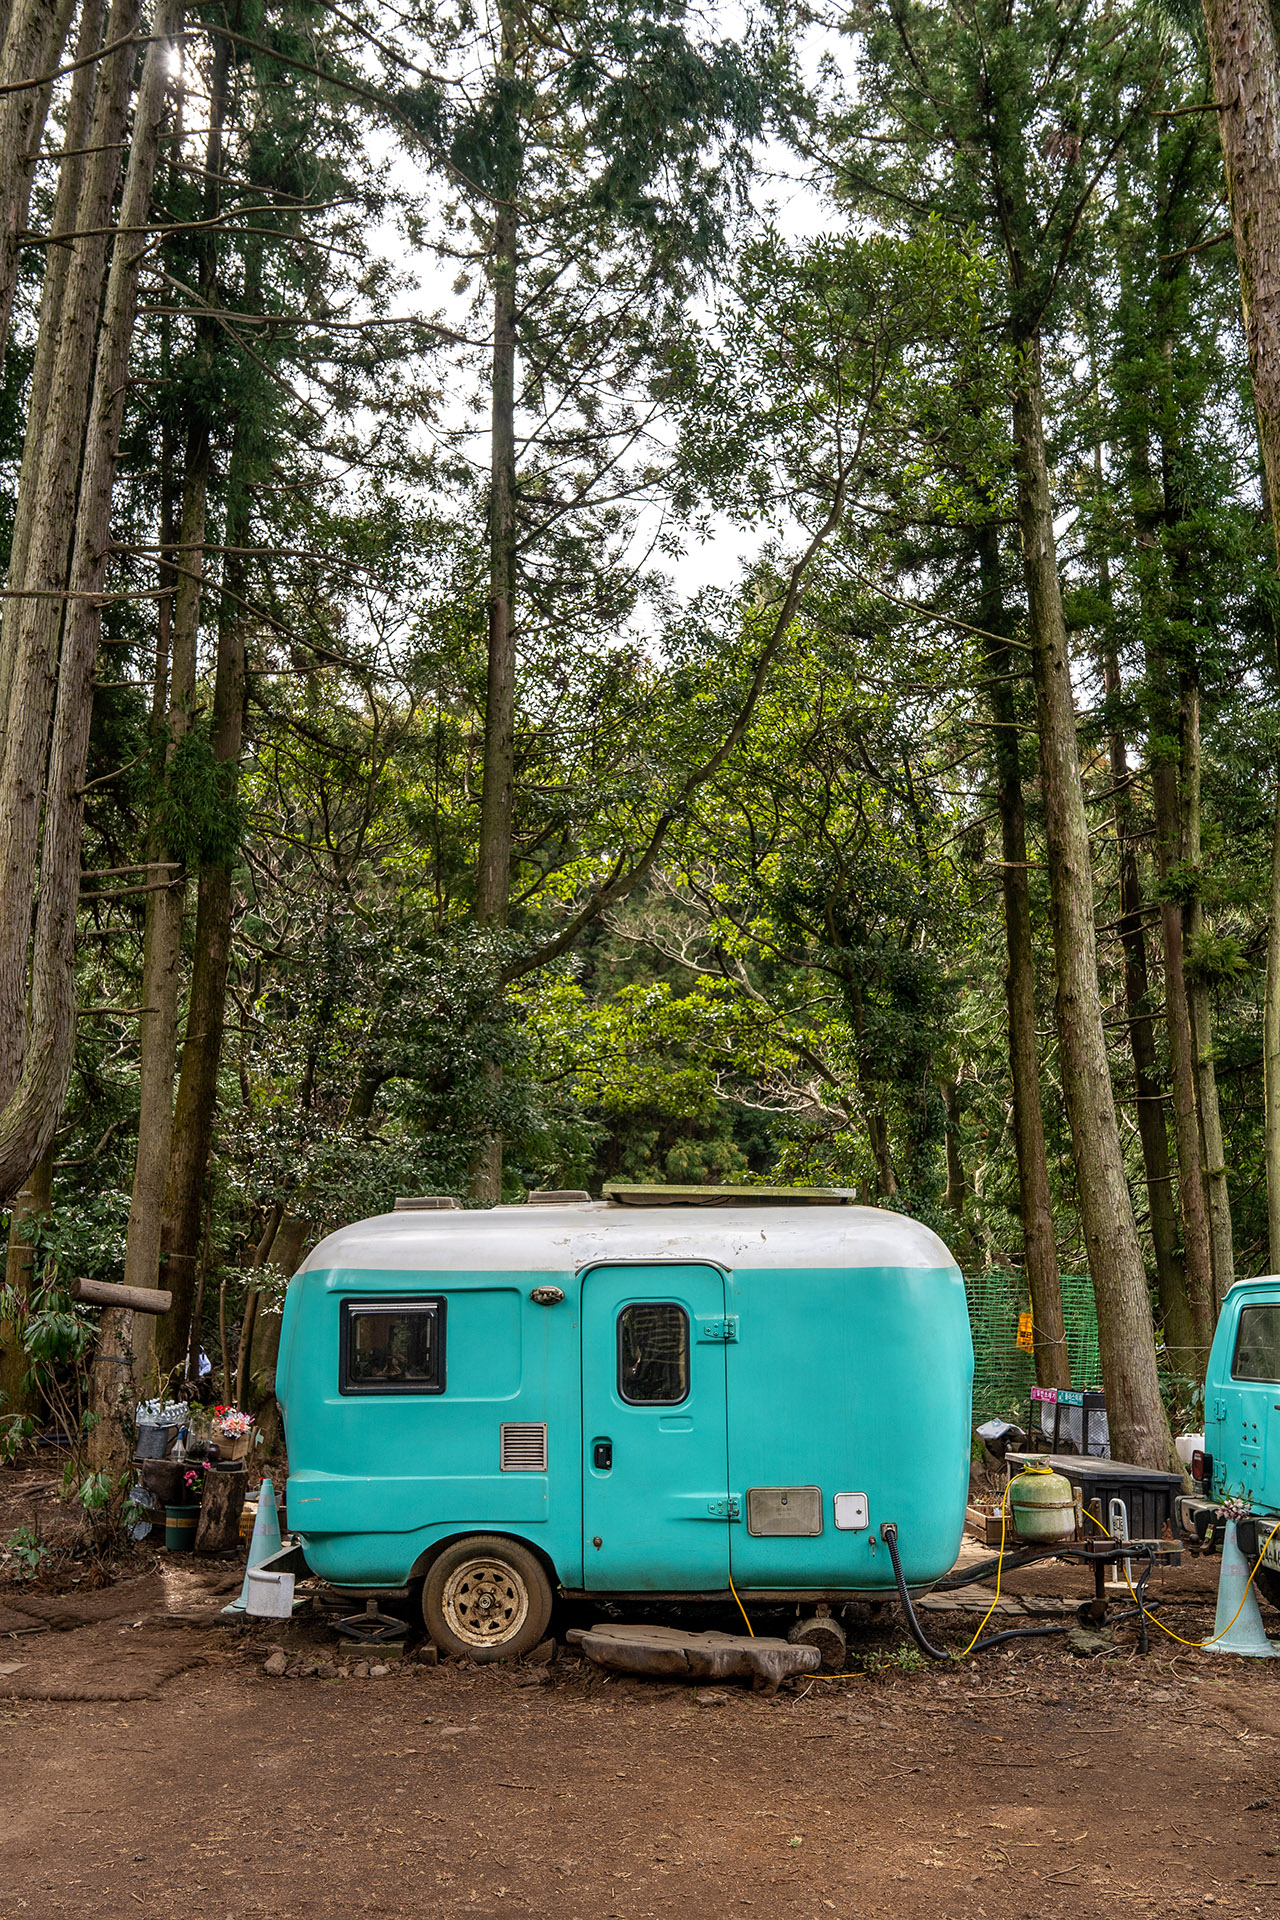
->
[1255,1565,1280,1614]
[422,1535,554,1662]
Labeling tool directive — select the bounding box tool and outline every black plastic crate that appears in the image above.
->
[1007,1452,1183,1544]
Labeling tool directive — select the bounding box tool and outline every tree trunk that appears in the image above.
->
[977,518,1070,1389]
[1178,679,1234,1305]
[0,0,142,1118]
[1012,340,1171,1469]
[1100,646,1195,1367]
[154,427,248,1376]
[0,1144,50,1419]
[1201,0,1280,560]
[1266,788,1280,1270]
[475,5,519,931]
[0,0,105,740]
[1149,752,1217,1359]
[0,0,178,1202]
[941,1079,965,1216]
[0,0,79,372]
[123,38,228,1327]
[1201,0,1280,1272]
[85,1304,136,1481]
[468,5,521,1206]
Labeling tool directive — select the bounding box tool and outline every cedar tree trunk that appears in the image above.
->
[977,519,1069,1388]
[1012,340,1171,1468]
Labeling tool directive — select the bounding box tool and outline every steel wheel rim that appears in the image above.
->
[440,1556,530,1647]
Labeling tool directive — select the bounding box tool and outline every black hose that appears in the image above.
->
[879,1521,1159,1661]
[879,1522,952,1660]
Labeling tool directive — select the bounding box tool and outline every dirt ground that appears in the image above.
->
[4,1470,1280,1920]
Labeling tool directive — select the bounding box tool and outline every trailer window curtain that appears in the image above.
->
[1231,1305,1280,1383]
[341,1299,446,1394]
[617,1302,690,1404]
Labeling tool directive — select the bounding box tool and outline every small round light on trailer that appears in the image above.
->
[530,1285,566,1305]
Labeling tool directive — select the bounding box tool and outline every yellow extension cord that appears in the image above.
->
[1080,1505,1280,1649]
[726,1481,1280,1667]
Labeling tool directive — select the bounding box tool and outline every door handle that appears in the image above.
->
[593,1439,613,1471]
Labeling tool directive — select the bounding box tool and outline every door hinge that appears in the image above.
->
[696,1316,739,1343]
[1211,1398,1227,1422]
[706,1497,741,1520]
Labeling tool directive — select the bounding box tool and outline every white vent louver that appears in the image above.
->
[500,1422,548,1471]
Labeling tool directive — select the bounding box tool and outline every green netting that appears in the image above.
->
[965,1273,1101,1424]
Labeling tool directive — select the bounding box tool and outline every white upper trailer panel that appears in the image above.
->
[298,1201,958,1277]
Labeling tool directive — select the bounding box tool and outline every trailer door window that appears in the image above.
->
[1231,1305,1280,1383]
[617,1302,689,1404]
[341,1299,445,1393]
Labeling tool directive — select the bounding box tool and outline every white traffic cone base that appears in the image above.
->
[1209,1520,1280,1659]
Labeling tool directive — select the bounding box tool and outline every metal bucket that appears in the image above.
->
[134,1422,178,1460]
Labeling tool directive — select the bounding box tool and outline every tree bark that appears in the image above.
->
[0,0,178,1202]
[1177,680,1234,1305]
[0,0,79,373]
[1267,788,1280,1270]
[153,423,248,1377]
[1100,647,1195,1366]
[1012,340,1171,1469]
[123,38,228,1320]
[468,4,521,1206]
[0,0,142,1118]
[1149,749,1217,1357]
[1200,0,1280,1266]
[475,5,519,932]
[977,518,1069,1389]
[0,0,105,735]
[0,1144,50,1419]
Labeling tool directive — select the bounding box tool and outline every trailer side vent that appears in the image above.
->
[500,1422,548,1472]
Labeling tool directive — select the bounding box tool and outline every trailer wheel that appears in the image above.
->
[422,1536,553,1661]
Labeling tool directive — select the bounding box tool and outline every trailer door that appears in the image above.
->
[580,1263,730,1591]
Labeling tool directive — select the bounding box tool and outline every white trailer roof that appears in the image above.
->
[298,1202,958,1277]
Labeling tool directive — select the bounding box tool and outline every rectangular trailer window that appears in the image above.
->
[1231,1305,1280,1383]
[341,1298,445,1394]
[617,1302,689,1404]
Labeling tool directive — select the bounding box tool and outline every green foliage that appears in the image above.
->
[148,728,244,870]
[3,1524,50,1580]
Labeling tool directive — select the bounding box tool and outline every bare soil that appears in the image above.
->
[3,1466,1280,1919]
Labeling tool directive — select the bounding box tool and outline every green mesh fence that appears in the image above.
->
[965,1273,1101,1424]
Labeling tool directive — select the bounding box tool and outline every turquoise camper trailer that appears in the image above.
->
[275,1189,975,1658]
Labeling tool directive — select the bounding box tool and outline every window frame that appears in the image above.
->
[616,1299,691,1407]
[339,1295,447,1396]
[1230,1303,1280,1385]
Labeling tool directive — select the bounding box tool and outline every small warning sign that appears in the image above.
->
[1016,1312,1035,1353]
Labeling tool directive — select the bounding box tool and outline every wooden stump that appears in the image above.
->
[565,1623,821,1694]
[194,1465,247,1552]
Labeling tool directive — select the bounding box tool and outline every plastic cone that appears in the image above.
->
[1209,1520,1280,1659]
[221,1476,283,1617]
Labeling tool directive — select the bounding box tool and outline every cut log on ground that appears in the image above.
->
[566,1623,821,1694]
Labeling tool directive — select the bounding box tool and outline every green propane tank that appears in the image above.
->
[1008,1462,1076,1545]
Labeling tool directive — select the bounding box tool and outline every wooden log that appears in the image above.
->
[194,1464,247,1553]
[72,1276,171,1314]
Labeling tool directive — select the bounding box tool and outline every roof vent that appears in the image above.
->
[393,1195,462,1212]
[526,1189,592,1205]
